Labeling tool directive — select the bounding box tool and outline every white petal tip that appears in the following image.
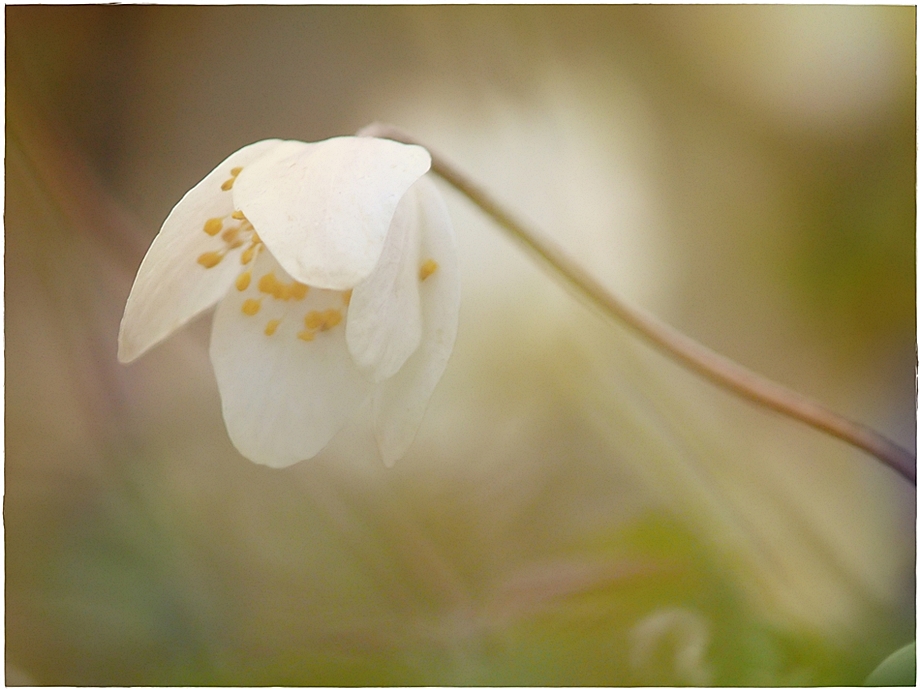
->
[375,427,417,469]
[243,453,310,470]
[116,334,138,364]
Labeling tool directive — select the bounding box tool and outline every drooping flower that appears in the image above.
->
[118,136,460,468]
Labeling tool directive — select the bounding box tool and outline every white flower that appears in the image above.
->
[118,136,460,468]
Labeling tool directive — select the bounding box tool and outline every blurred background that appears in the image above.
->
[5,5,916,685]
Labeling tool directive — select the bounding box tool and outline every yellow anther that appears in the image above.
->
[250,232,261,244]
[304,310,324,330]
[290,283,308,300]
[235,271,252,291]
[227,238,245,250]
[264,319,281,336]
[258,272,279,294]
[241,244,258,265]
[231,210,246,220]
[419,258,439,281]
[323,309,343,330]
[221,226,240,244]
[241,298,261,316]
[342,290,352,306]
[203,217,223,236]
[301,307,342,339]
[221,167,243,191]
[303,309,342,332]
[197,251,224,268]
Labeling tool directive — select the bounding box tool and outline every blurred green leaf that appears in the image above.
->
[865,641,916,686]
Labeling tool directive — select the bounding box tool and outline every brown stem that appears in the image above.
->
[360,122,916,485]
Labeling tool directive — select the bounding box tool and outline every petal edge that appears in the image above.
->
[233,136,432,291]
[372,176,460,466]
[118,139,283,362]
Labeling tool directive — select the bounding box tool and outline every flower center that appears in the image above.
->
[235,266,352,344]
[196,209,263,269]
[195,189,441,348]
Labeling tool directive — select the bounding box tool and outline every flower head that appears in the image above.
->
[118,136,460,468]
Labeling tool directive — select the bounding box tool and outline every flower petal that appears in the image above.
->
[232,136,432,291]
[372,176,460,466]
[210,249,373,468]
[118,139,283,362]
[345,180,424,383]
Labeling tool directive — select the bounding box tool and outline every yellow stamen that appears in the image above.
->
[258,272,279,295]
[419,258,439,281]
[235,271,252,291]
[241,298,261,316]
[342,290,352,306]
[303,309,342,331]
[241,245,257,265]
[297,330,315,342]
[221,167,243,191]
[304,310,324,330]
[203,218,223,236]
[264,319,281,336]
[221,227,240,244]
[231,210,246,220]
[323,309,343,330]
[290,283,308,300]
[197,251,224,268]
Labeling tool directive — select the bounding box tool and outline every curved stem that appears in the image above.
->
[360,122,916,485]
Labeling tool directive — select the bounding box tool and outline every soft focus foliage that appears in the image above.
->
[865,641,916,686]
[5,6,915,685]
